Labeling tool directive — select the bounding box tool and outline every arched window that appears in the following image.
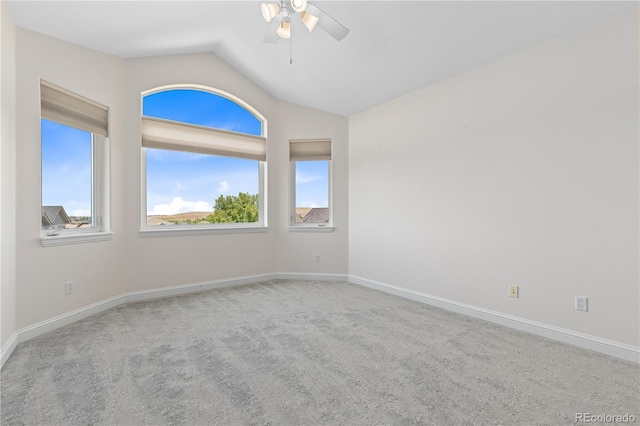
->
[140,86,267,233]
[143,88,262,136]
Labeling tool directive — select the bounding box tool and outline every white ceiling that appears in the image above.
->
[5,1,634,116]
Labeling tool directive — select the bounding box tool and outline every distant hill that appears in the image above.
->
[146,211,211,225]
[147,209,329,225]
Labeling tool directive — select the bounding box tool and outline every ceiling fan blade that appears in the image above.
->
[306,3,349,41]
[263,16,282,43]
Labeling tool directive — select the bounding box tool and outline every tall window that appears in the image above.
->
[141,86,266,231]
[290,139,332,228]
[40,81,110,241]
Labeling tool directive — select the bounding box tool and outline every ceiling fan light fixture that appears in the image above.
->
[277,21,291,38]
[261,3,280,22]
[301,11,319,32]
[291,0,307,13]
[261,1,349,48]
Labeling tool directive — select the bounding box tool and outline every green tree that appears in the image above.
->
[205,192,259,223]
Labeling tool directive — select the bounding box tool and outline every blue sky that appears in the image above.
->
[41,119,92,217]
[42,89,328,218]
[294,161,329,208]
[144,89,261,215]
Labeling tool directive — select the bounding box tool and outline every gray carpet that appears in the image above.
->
[1,280,638,425]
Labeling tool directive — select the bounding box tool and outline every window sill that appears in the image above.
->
[139,225,269,238]
[40,232,114,247]
[288,225,334,233]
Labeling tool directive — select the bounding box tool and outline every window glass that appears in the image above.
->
[143,89,262,136]
[142,88,265,227]
[41,118,94,230]
[293,160,330,224]
[146,149,259,225]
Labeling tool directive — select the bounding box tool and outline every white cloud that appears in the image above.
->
[217,180,230,193]
[149,197,213,215]
[71,209,91,216]
[175,181,187,192]
[297,201,319,208]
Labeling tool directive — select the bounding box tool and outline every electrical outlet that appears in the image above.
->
[509,285,519,298]
[314,254,320,263]
[575,296,588,311]
[65,281,73,295]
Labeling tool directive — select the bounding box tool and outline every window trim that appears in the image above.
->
[40,134,112,245]
[139,85,268,235]
[40,81,111,247]
[139,225,268,238]
[289,139,333,232]
[41,232,114,247]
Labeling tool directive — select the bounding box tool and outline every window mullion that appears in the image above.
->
[91,134,97,229]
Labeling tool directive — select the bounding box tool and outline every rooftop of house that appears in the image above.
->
[41,205,70,226]
[296,207,329,224]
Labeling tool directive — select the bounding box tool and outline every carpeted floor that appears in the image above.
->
[1,280,638,425]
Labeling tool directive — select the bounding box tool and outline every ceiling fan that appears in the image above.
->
[261,0,350,43]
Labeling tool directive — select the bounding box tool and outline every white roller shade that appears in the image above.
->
[141,117,267,161]
[290,138,332,161]
[40,81,109,137]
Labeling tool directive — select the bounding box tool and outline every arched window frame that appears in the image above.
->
[142,84,266,137]
[139,84,268,236]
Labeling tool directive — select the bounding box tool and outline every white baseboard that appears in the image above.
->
[349,275,640,364]
[8,273,635,368]
[1,333,17,369]
[276,272,348,282]
[17,294,127,343]
[2,272,344,368]
[14,273,279,352]
[124,273,279,304]
[11,272,345,356]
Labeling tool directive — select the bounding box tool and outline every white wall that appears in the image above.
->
[14,29,126,329]
[122,53,278,292]
[273,101,349,275]
[122,54,349,290]
[1,1,17,352]
[349,9,639,347]
[10,30,349,334]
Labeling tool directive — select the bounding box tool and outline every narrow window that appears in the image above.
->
[290,139,332,228]
[141,87,266,231]
[40,81,110,239]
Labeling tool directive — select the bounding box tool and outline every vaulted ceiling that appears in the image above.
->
[5,1,633,116]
